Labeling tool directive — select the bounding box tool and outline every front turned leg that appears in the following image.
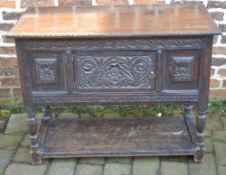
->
[194,110,207,163]
[27,110,41,165]
[42,106,51,123]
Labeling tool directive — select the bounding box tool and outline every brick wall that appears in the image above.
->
[0,0,226,101]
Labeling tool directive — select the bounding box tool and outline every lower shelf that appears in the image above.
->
[39,116,196,158]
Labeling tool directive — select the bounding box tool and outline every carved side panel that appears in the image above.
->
[35,58,57,84]
[29,51,66,92]
[77,54,156,89]
[163,50,201,91]
[171,57,193,82]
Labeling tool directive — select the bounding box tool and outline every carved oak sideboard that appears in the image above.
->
[6,4,220,164]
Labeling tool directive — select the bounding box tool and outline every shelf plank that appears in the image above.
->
[40,117,195,158]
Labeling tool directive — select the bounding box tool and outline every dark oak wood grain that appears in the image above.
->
[7,4,220,38]
[41,117,195,158]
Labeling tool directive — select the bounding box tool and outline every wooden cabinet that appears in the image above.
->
[7,4,220,164]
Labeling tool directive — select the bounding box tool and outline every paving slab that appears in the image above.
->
[103,163,131,175]
[0,150,13,170]
[161,161,187,175]
[206,115,224,130]
[212,130,226,143]
[75,164,103,175]
[205,130,211,137]
[220,117,226,129]
[46,159,76,175]
[218,165,226,175]
[189,154,217,175]
[21,134,29,147]
[5,113,43,134]
[0,134,22,149]
[132,157,159,175]
[79,157,105,165]
[13,147,30,163]
[5,113,27,134]
[214,142,226,166]
[107,157,131,164]
[5,163,47,175]
[205,137,214,153]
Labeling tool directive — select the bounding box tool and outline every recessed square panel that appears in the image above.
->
[163,50,201,91]
[171,56,193,83]
[29,52,65,92]
[35,58,57,84]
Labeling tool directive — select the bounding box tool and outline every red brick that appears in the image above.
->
[211,57,226,66]
[0,77,20,86]
[0,23,14,32]
[0,0,16,8]
[218,69,226,77]
[96,0,126,5]
[12,87,22,98]
[223,80,226,88]
[0,66,18,76]
[134,0,165,4]
[58,0,92,6]
[221,35,226,44]
[209,89,226,99]
[213,47,226,55]
[2,36,15,43]
[211,68,215,76]
[210,79,220,88]
[0,46,16,55]
[207,1,226,9]
[0,88,11,97]
[219,24,226,32]
[210,12,224,21]
[2,11,23,20]
[0,57,18,67]
[213,35,218,44]
[21,0,55,8]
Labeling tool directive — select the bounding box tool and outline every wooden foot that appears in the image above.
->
[30,151,42,165]
[194,145,204,163]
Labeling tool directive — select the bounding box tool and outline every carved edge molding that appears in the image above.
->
[33,95,198,103]
[26,38,207,50]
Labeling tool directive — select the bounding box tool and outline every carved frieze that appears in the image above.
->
[33,94,198,104]
[77,55,155,89]
[26,38,207,50]
[35,58,57,84]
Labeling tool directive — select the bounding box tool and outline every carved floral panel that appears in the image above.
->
[171,56,193,82]
[35,58,57,84]
[77,55,156,89]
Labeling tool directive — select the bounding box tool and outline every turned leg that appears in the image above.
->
[184,105,194,122]
[194,109,207,163]
[26,106,41,165]
[42,106,51,123]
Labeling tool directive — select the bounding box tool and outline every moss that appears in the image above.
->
[0,98,226,118]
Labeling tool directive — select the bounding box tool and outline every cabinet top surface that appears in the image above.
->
[7,4,220,38]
